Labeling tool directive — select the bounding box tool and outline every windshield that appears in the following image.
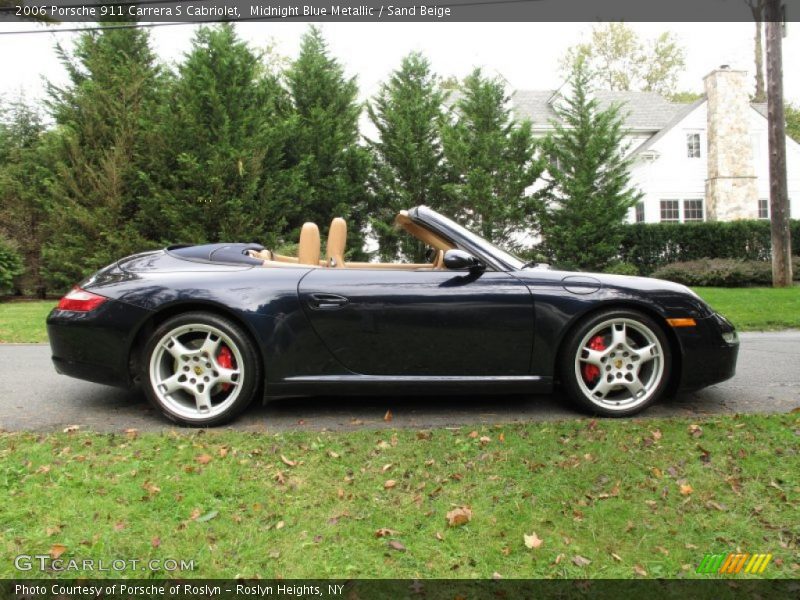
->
[418,208,527,270]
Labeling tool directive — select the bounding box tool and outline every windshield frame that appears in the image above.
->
[411,206,527,271]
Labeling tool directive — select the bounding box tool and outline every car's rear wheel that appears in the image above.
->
[560,309,671,417]
[142,312,260,426]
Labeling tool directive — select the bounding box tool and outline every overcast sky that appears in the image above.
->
[1,21,798,109]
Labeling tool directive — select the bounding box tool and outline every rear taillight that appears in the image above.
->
[57,287,108,312]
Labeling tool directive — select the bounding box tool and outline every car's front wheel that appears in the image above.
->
[560,309,671,417]
[142,312,260,426]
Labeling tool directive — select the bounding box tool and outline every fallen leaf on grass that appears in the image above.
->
[705,500,727,511]
[142,481,161,496]
[196,454,212,465]
[375,528,399,538]
[218,446,229,458]
[492,572,503,580]
[63,425,80,433]
[327,450,340,459]
[479,436,491,446]
[45,526,61,537]
[679,484,694,496]
[275,520,285,530]
[387,540,406,552]
[124,428,138,439]
[274,471,286,485]
[611,552,623,562]
[552,553,565,565]
[651,429,662,441]
[381,463,393,472]
[384,480,396,489]
[446,507,472,527]
[572,555,591,567]
[633,564,648,577]
[280,455,297,467]
[688,424,703,438]
[196,510,218,523]
[49,544,67,559]
[189,508,202,520]
[151,537,161,548]
[468,431,479,438]
[384,409,393,422]
[435,532,444,541]
[523,532,543,549]
[113,521,126,531]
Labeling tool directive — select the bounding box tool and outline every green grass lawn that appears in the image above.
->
[1,286,797,344]
[694,287,800,331]
[0,300,55,343]
[1,415,798,579]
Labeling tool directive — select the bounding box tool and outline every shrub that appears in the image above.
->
[650,258,800,287]
[618,220,800,275]
[0,235,25,293]
[603,261,640,276]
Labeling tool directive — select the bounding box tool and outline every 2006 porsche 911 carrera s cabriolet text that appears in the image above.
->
[47,206,739,426]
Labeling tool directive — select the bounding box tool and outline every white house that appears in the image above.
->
[514,67,800,224]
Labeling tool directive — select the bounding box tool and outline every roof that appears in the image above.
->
[513,89,684,131]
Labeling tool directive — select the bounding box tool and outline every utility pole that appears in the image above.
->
[765,0,792,287]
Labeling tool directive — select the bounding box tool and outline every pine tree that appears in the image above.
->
[441,69,543,250]
[0,100,55,296]
[540,59,642,271]
[285,27,371,258]
[156,23,300,247]
[367,52,447,261]
[42,24,167,289]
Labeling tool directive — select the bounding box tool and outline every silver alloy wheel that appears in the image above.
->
[573,317,665,412]
[148,323,245,420]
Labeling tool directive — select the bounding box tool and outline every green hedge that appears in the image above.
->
[618,220,800,275]
[0,235,24,294]
[651,258,800,287]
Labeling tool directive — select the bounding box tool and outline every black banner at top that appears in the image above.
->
[1,0,797,23]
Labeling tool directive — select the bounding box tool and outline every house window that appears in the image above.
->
[758,198,769,220]
[683,199,704,221]
[660,200,680,222]
[686,133,701,158]
[635,202,645,223]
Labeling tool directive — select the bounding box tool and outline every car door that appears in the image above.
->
[297,267,534,376]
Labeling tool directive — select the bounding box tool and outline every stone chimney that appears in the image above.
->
[704,66,758,220]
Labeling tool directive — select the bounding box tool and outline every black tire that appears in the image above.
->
[559,308,672,417]
[141,311,261,427]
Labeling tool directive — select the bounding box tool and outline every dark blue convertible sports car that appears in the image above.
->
[47,206,739,426]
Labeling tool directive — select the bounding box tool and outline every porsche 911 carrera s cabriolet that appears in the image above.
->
[47,206,739,426]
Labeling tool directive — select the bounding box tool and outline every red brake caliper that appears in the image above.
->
[217,345,234,392]
[581,335,606,383]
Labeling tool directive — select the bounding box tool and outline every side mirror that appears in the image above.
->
[443,249,485,272]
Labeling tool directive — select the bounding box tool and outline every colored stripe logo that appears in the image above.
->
[696,553,772,574]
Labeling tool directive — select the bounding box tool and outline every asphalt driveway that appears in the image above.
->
[0,332,797,432]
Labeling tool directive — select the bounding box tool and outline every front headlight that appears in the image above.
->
[721,330,738,344]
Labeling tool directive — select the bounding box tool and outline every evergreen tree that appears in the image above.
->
[42,24,167,289]
[285,27,371,258]
[0,101,55,295]
[540,59,642,271]
[367,52,447,261]
[441,69,543,250]
[156,23,300,246]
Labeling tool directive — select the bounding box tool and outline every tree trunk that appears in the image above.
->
[752,3,767,102]
[765,1,793,287]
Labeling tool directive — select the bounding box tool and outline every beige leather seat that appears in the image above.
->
[298,222,321,266]
[326,218,347,268]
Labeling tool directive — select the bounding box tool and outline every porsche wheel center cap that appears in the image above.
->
[194,365,204,376]
[614,359,624,369]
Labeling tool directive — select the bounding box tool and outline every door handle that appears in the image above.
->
[309,293,349,309]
